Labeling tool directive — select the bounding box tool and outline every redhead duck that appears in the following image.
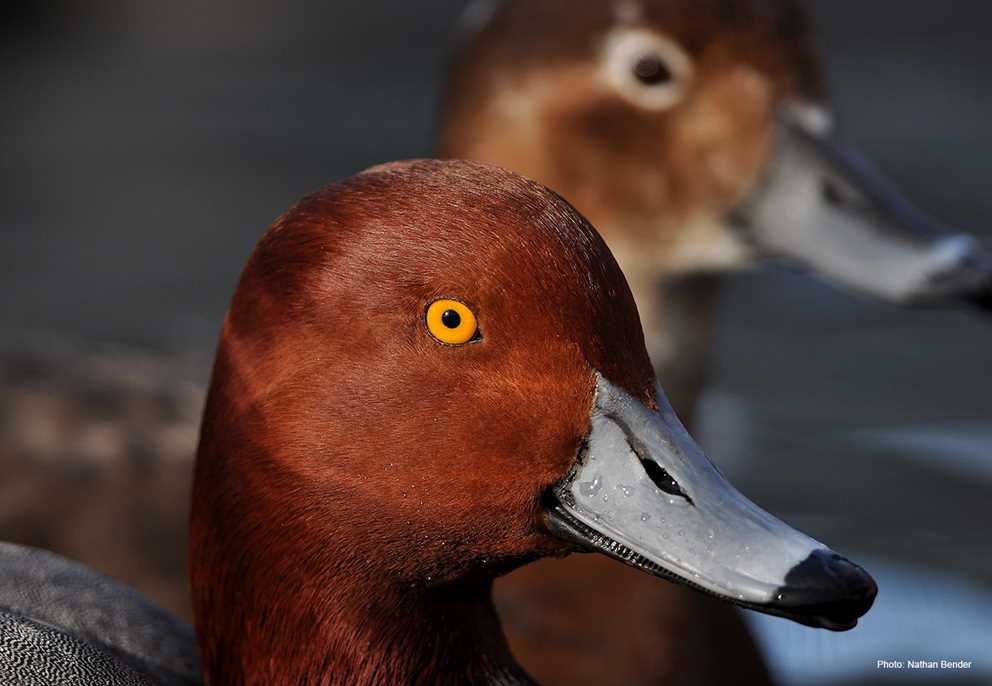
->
[438,2,990,682]
[1,160,874,684]
[185,159,874,684]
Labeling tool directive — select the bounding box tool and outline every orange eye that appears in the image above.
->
[425,299,479,346]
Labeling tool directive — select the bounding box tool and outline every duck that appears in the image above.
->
[437,2,992,683]
[440,0,992,419]
[0,159,877,685]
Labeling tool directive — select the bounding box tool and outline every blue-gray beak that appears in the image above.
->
[736,105,992,313]
[547,374,877,631]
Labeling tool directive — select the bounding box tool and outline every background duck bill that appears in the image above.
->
[547,373,876,630]
[736,105,992,312]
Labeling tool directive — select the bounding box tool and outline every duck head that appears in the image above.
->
[191,160,875,685]
[440,0,992,309]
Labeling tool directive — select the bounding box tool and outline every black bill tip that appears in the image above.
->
[772,550,878,631]
[924,242,992,314]
[963,285,992,314]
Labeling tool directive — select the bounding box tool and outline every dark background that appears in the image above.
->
[2,2,991,684]
[2,2,990,348]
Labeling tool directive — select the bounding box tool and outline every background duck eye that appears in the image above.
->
[633,54,672,86]
[426,299,479,345]
[602,28,693,111]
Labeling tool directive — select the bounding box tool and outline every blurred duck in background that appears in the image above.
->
[438,0,992,684]
[441,0,992,419]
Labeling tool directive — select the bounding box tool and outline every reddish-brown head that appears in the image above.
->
[440,0,823,273]
[190,159,655,684]
[191,158,879,684]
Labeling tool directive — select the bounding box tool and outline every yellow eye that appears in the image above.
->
[425,299,479,346]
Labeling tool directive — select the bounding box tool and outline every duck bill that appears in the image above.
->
[546,373,877,631]
[737,105,992,311]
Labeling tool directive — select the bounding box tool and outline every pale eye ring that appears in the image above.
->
[602,28,693,111]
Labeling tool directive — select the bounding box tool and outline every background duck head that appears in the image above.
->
[190,159,875,685]
[439,0,992,414]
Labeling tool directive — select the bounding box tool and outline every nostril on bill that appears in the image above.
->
[639,457,693,505]
[821,178,844,206]
[611,414,695,505]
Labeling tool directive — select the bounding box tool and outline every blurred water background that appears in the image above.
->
[2,2,990,684]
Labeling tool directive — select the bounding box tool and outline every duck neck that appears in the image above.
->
[197,551,535,686]
[319,579,536,686]
[192,348,539,685]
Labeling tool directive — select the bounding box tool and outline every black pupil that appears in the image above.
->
[441,309,461,329]
[633,55,671,85]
